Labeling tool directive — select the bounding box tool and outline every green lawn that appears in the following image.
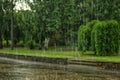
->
[0,48,120,62]
[0,48,79,58]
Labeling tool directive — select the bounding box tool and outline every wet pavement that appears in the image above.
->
[0,57,120,80]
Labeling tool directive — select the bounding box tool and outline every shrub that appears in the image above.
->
[26,40,36,49]
[93,20,120,56]
[78,20,99,52]
[78,25,87,52]
[78,20,119,56]
[86,20,99,50]
[17,41,24,47]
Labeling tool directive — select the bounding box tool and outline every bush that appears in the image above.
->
[26,40,36,49]
[78,20,120,56]
[86,20,99,50]
[78,25,87,52]
[78,20,99,52]
[93,20,120,56]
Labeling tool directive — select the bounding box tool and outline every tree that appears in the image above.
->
[0,0,120,50]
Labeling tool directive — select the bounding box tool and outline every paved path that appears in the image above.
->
[0,57,120,80]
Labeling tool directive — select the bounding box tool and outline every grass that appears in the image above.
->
[0,48,120,62]
[0,48,79,58]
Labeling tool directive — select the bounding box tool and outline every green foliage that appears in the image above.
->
[78,20,99,52]
[17,41,24,47]
[0,0,120,50]
[86,20,99,50]
[26,40,36,49]
[78,20,120,56]
[78,25,87,52]
[93,20,120,56]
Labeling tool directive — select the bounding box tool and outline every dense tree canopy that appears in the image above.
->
[0,0,120,50]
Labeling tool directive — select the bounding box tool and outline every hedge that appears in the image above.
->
[86,20,99,51]
[78,20,99,52]
[78,20,120,56]
[78,25,87,52]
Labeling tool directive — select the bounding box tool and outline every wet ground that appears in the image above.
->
[0,57,120,80]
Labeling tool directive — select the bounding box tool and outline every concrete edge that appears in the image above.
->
[0,52,120,71]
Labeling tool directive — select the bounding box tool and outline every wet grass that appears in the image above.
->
[0,48,120,62]
[0,48,79,58]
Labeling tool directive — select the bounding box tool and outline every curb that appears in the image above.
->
[0,52,120,71]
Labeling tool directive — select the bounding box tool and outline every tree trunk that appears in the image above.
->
[44,37,50,50]
[0,35,3,49]
[6,39,9,46]
[11,0,14,50]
